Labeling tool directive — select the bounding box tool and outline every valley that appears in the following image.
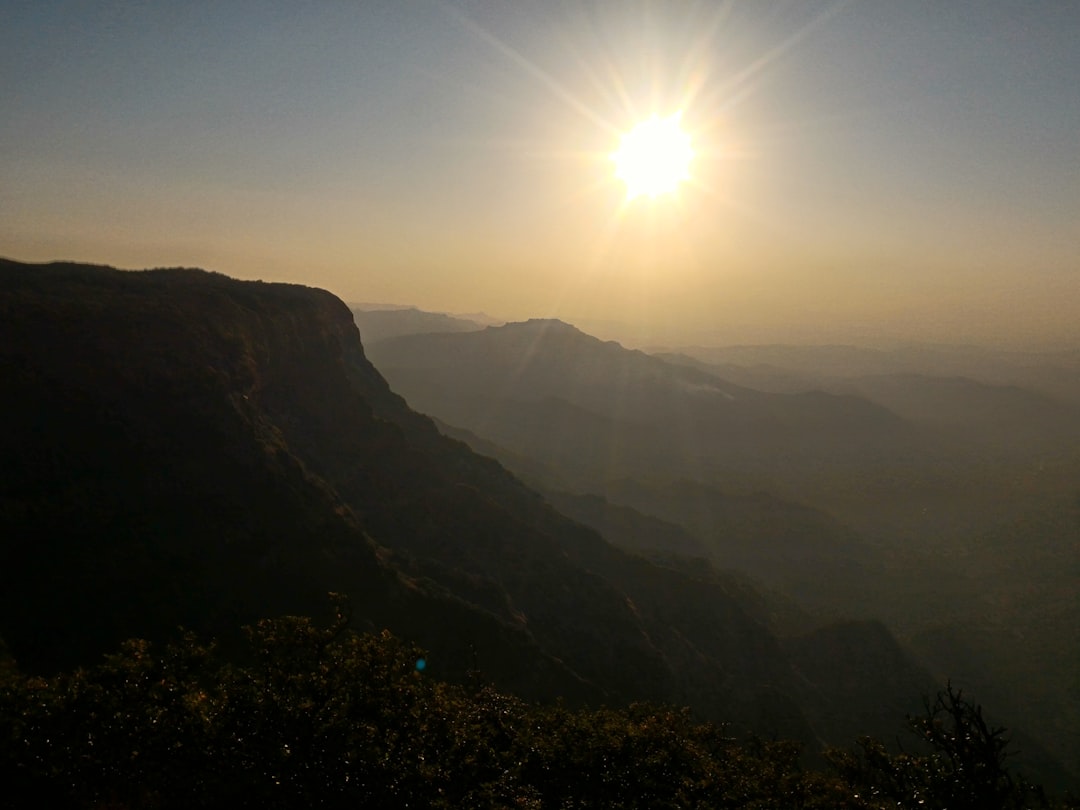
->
[0,260,1074,798]
[362,306,1080,788]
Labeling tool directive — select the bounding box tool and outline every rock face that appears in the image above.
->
[0,260,591,701]
[0,259,932,748]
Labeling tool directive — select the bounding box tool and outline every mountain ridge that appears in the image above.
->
[0,258,1007,765]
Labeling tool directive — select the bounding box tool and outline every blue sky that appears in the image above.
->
[3,1,1078,346]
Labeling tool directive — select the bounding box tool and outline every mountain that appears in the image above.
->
[657,351,1080,544]
[823,373,1080,453]
[653,351,822,394]
[0,260,593,700]
[364,319,911,605]
[667,342,1080,406]
[1,258,945,754]
[542,490,709,561]
[362,313,1080,787]
[439,417,1080,783]
[659,350,1080,455]
[350,305,487,344]
[591,479,885,615]
[365,319,929,491]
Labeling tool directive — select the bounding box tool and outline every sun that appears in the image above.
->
[612,112,694,200]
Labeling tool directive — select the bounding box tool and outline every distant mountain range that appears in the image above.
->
[365,318,920,617]
[350,305,490,344]
[358,304,1080,789]
[1,258,963,762]
[660,343,1080,406]
[365,319,933,488]
[365,315,1080,545]
[657,352,1080,453]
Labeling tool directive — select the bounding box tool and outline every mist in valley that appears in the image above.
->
[358,305,1080,786]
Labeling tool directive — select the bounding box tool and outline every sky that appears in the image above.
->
[2,1,1079,348]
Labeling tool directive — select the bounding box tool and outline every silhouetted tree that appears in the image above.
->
[828,681,1049,809]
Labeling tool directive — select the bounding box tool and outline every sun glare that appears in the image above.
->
[612,112,694,200]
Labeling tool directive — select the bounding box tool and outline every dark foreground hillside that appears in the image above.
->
[0,260,589,699]
[1,259,1062,786]
[1,608,1067,809]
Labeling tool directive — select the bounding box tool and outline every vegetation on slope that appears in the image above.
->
[3,261,1071,793]
[1,601,1066,809]
[0,259,935,751]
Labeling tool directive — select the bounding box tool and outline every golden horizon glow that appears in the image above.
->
[612,112,694,200]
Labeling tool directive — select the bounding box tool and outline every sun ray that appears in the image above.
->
[439,0,856,296]
[441,3,621,136]
[694,0,851,118]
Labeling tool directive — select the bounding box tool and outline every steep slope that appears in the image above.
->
[785,620,939,743]
[365,321,894,609]
[543,490,710,561]
[1,259,941,752]
[0,260,595,699]
[248,299,815,735]
[590,479,885,615]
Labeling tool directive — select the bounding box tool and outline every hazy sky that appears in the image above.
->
[3,1,1079,347]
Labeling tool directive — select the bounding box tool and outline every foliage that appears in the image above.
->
[827,682,1053,809]
[1,604,1063,809]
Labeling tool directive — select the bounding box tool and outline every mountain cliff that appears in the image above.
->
[1,259,937,750]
